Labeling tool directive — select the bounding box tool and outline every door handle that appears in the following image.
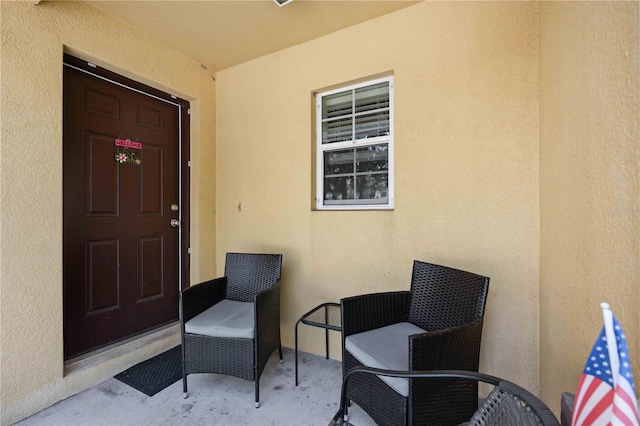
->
[170,219,181,228]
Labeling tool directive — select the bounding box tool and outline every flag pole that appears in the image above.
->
[601,302,619,387]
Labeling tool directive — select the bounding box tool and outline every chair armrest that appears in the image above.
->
[255,281,281,337]
[403,318,485,424]
[255,281,281,376]
[408,317,484,371]
[180,277,227,325]
[341,291,411,337]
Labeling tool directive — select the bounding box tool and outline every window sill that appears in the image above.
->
[314,203,395,211]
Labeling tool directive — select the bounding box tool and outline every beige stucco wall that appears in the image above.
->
[0,1,216,424]
[216,0,540,394]
[539,1,640,415]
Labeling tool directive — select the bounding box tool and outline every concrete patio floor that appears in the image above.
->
[14,347,375,426]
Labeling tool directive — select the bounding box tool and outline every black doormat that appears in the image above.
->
[114,345,182,397]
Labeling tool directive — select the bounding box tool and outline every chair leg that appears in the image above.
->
[279,345,284,364]
[181,339,188,399]
[182,374,188,399]
[255,379,260,408]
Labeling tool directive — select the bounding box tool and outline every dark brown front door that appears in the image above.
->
[63,60,184,359]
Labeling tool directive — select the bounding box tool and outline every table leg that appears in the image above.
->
[295,318,300,386]
[325,306,330,359]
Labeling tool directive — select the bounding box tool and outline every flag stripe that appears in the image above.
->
[614,402,637,424]
[582,387,613,426]
[574,376,612,425]
[614,405,634,426]
[573,374,590,423]
[613,378,640,426]
[617,377,638,411]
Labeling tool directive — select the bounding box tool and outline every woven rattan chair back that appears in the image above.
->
[408,260,490,331]
[469,380,559,426]
[225,253,282,302]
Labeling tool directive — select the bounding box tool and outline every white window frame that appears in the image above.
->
[315,76,394,210]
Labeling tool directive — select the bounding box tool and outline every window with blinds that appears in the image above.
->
[316,77,394,210]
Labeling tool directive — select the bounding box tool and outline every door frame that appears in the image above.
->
[63,53,191,296]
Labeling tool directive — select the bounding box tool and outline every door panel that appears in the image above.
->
[86,239,120,315]
[138,143,163,215]
[138,236,164,301]
[63,64,181,359]
[86,132,120,216]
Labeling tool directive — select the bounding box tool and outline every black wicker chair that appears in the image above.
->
[340,260,490,425]
[180,252,283,407]
[330,368,560,426]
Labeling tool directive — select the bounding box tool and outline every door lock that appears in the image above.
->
[170,219,181,228]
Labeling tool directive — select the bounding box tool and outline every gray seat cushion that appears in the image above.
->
[345,322,426,397]
[184,299,254,339]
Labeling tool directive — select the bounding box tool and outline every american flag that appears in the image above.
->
[572,313,639,426]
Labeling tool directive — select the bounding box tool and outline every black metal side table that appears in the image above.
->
[294,302,341,386]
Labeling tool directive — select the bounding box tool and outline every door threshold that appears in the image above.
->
[64,321,180,377]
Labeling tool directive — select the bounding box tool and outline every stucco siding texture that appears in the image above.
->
[539,1,640,415]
